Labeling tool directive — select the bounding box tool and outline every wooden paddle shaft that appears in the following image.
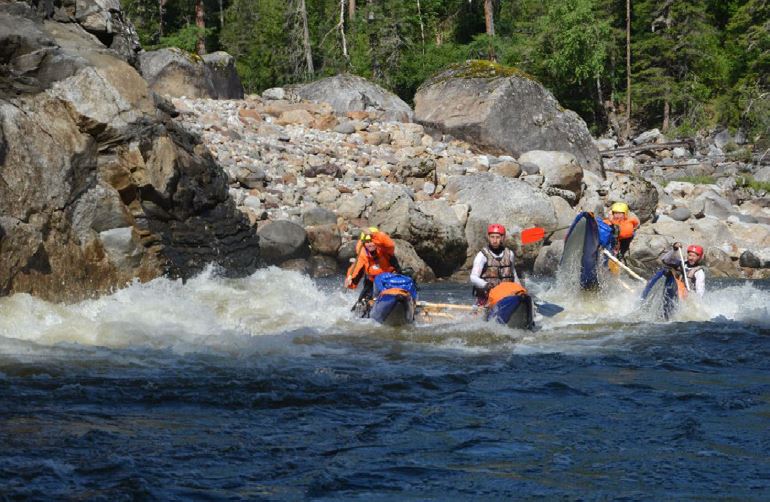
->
[417,301,477,311]
[601,249,647,283]
[678,247,691,291]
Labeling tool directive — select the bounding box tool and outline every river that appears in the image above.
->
[1,268,768,499]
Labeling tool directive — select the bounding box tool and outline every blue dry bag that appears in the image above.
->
[373,273,418,300]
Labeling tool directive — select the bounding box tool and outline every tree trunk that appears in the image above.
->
[219,0,224,28]
[625,0,631,140]
[159,0,165,37]
[195,0,206,55]
[484,0,495,37]
[338,0,348,61]
[484,0,496,61]
[662,98,670,131]
[367,0,380,78]
[299,0,314,76]
[349,0,355,21]
[416,0,425,55]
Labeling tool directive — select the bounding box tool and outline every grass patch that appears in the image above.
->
[671,175,717,185]
[736,175,770,192]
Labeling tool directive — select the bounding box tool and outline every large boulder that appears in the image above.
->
[65,0,141,65]
[443,173,557,269]
[139,48,245,100]
[393,239,435,283]
[364,185,467,276]
[414,60,602,175]
[295,74,413,122]
[0,3,260,301]
[533,240,564,276]
[201,51,244,99]
[603,173,658,223]
[257,220,309,264]
[139,48,215,99]
[518,150,583,201]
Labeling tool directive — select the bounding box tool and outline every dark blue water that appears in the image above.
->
[0,274,769,500]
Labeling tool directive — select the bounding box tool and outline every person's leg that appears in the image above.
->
[389,255,402,274]
[617,238,632,261]
[353,278,374,317]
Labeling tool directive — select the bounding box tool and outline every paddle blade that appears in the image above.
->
[520,227,546,245]
[533,300,564,317]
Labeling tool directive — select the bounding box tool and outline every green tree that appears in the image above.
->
[632,0,729,133]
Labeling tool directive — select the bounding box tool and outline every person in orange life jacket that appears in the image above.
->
[344,227,401,306]
[470,224,520,306]
[603,201,639,261]
[661,242,706,297]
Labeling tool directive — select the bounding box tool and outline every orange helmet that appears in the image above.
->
[487,224,506,236]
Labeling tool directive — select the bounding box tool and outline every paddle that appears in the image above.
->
[677,247,691,291]
[530,296,564,317]
[417,298,564,317]
[601,249,647,283]
[417,301,476,311]
[520,225,570,245]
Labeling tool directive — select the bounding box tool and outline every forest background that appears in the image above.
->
[121,0,769,144]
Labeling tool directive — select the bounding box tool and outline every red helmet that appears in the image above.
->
[687,245,704,257]
[487,224,506,236]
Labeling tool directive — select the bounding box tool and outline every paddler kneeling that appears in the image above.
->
[344,227,401,312]
[660,242,706,297]
[603,201,640,263]
[470,223,525,307]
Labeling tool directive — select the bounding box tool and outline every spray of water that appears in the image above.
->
[0,265,766,357]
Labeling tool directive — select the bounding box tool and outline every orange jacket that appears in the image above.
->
[346,232,397,288]
[604,216,639,240]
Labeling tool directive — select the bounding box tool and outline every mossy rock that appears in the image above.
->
[426,59,537,87]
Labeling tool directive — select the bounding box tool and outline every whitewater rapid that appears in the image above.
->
[0,267,767,359]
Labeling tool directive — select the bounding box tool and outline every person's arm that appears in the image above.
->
[469,252,488,289]
[345,250,368,289]
[660,248,679,268]
[371,231,395,256]
[693,269,706,297]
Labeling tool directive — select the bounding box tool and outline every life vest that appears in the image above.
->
[487,282,527,307]
[346,231,397,289]
[480,247,516,287]
[686,265,704,281]
[603,217,639,240]
[672,264,705,296]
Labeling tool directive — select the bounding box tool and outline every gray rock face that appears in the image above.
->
[295,74,413,122]
[70,0,141,65]
[0,4,259,301]
[306,223,341,256]
[604,173,658,223]
[518,150,583,200]
[533,240,564,276]
[739,249,770,269]
[302,206,337,226]
[444,173,557,268]
[633,128,661,145]
[364,185,467,276]
[202,51,244,99]
[139,48,216,99]
[393,239,435,283]
[139,48,245,100]
[668,207,692,222]
[257,220,309,264]
[414,62,602,175]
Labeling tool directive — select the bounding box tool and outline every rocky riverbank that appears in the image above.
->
[171,86,770,281]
